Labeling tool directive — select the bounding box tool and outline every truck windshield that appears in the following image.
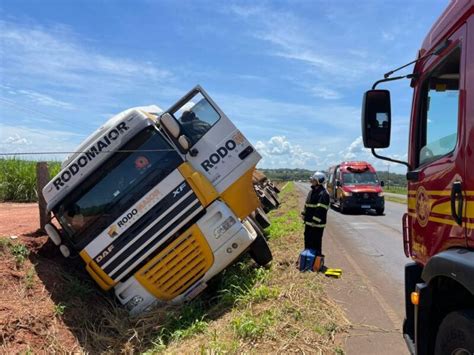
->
[54,127,182,247]
[342,171,379,185]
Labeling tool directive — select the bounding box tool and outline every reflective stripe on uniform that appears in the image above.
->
[305,203,329,210]
[305,221,326,228]
[312,216,321,222]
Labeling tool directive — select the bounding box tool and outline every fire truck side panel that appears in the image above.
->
[465,12,474,249]
[407,23,467,265]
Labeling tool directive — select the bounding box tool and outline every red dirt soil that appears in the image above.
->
[0,203,41,237]
[0,203,80,353]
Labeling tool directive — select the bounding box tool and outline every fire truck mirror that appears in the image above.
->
[361,90,391,149]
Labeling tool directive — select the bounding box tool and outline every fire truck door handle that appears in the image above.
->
[450,181,463,226]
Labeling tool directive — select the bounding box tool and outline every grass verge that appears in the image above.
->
[0,159,61,202]
[1,181,349,353]
[384,195,407,204]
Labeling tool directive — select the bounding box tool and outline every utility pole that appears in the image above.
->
[387,164,390,190]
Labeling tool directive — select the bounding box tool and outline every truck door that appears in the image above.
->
[407,26,467,264]
[162,86,261,194]
[464,17,474,248]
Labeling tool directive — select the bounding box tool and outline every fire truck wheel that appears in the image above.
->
[376,208,384,215]
[434,309,474,355]
[255,207,271,229]
[249,235,273,266]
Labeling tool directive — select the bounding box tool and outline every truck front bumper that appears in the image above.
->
[341,196,384,210]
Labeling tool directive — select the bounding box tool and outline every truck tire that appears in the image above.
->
[254,207,271,229]
[261,192,278,212]
[376,208,384,215]
[264,189,279,207]
[248,215,265,239]
[267,188,280,206]
[434,309,474,355]
[270,183,280,193]
[249,235,273,266]
[339,203,346,214]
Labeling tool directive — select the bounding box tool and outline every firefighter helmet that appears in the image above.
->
[311,171,326,184]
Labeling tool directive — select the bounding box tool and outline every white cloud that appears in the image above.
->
[0,21,170,85]
[310,86,342,100]
[228,5,385,83]
[0,123,84,160]
[343,136,367,160]
[255,135,319,169]
[15,89,74,109]
[4,134,30,145]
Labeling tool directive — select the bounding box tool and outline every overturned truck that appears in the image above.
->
[42,86,273,314]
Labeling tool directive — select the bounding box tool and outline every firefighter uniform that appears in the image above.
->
[302,184,330,253]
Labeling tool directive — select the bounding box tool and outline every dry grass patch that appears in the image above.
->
[166,182,350,354]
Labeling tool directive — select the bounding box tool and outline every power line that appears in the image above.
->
[0,149,176,156]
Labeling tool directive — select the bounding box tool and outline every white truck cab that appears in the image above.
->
[42,86,271,314]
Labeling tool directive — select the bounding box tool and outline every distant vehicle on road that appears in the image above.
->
[326,161,384,214]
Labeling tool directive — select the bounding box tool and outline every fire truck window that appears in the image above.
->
[418,48,460,166]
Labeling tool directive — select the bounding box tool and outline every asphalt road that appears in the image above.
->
[295,182,410,354]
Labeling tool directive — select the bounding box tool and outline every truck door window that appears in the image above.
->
[418,48,460,166]
[173,92,220,146]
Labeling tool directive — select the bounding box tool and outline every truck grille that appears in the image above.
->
[135,225,213,301]
[353,192,378,201]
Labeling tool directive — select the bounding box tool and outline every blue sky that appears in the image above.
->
[0,0,448,173]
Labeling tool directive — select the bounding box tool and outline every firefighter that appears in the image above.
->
[301,171,330,254]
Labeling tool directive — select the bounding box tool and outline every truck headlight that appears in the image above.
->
[378,192,384,197]
[343,190,352,197]
[214,216,236,239]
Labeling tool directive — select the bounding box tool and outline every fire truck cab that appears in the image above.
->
[361,1,474,354]
[327,161,385,215]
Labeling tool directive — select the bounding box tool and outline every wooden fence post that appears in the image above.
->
[37,162,50,232]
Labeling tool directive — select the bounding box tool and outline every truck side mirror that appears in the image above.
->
[380,181,385,187]
[361,90,391,148]
[178,135,190,152]
[160,113,180,139]
[336,180,341,187]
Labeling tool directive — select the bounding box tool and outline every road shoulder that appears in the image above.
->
[296,183,409,355]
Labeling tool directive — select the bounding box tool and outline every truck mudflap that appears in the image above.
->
[404,262,423,355]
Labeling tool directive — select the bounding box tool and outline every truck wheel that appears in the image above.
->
[339,204,346,214]
[254,207,271,229]
[267,188,280,205]
[376,208,384,215]
[434,309,474,355]
[271,184,280,193]
[265,189,280,207]
[262,192,278,211]
[249,235,273,266]
[248,215,265,239]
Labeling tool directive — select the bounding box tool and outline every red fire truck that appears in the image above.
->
[361,1,474,354]
[326,161,385,214]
